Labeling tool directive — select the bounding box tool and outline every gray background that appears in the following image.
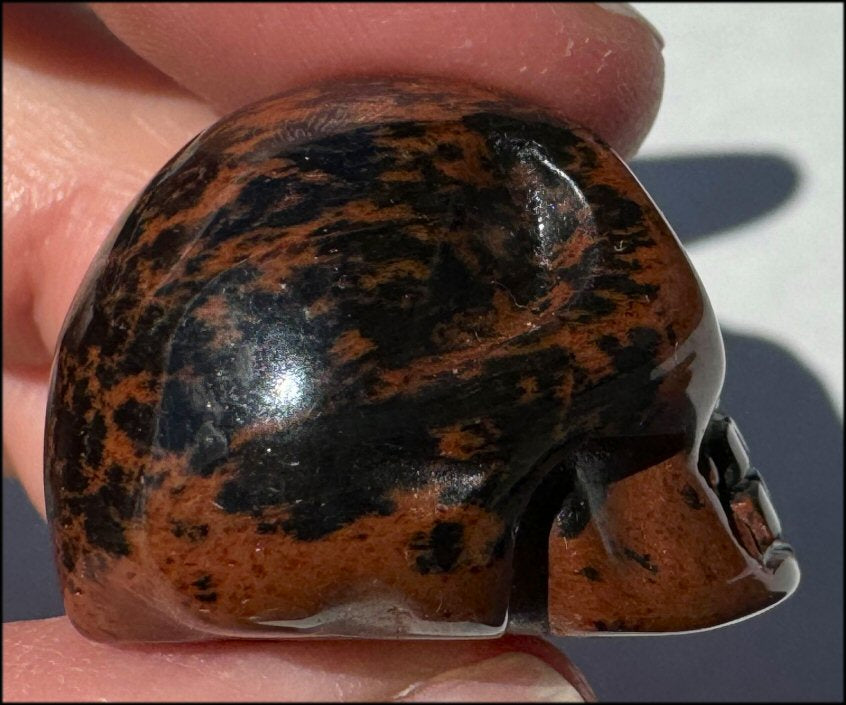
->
[4,3,843,702]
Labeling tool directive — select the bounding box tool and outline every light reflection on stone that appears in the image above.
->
[258,356,311,422]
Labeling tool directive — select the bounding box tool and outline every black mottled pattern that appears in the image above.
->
[623,547,659,574]
[411,521,466,575]
[579,566,602,582]
[169,521,209,542]
[45,82,711,588]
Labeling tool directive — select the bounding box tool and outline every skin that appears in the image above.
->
[3,3,664,700]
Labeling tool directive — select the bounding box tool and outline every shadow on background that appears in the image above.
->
[3,153,841,701]
[630,153,800,243]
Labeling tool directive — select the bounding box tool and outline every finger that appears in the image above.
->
[2,369,49,514]
[3,617,593,702]
[91,2,664,159]
[2,3,217,370]
[2,3,217,507]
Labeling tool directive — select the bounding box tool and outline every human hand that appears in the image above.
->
[3,3,663,700]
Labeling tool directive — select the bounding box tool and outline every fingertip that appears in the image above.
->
[3,618,593,702]
[2,368,49,516]
[92,2,663,157]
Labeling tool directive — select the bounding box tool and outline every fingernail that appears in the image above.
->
[391,652,586,702]
[596,3,665,49]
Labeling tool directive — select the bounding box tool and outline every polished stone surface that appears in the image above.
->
[45,79,797,642]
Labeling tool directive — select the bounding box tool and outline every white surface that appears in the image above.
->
[632,2,844,417]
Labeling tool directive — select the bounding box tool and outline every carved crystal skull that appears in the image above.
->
[45,79,798,642]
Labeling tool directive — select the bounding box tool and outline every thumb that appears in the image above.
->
[3,618,593,702]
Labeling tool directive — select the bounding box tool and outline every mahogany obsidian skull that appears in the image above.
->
[45,79,799,642]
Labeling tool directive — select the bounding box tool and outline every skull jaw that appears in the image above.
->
[532,414,799,636]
